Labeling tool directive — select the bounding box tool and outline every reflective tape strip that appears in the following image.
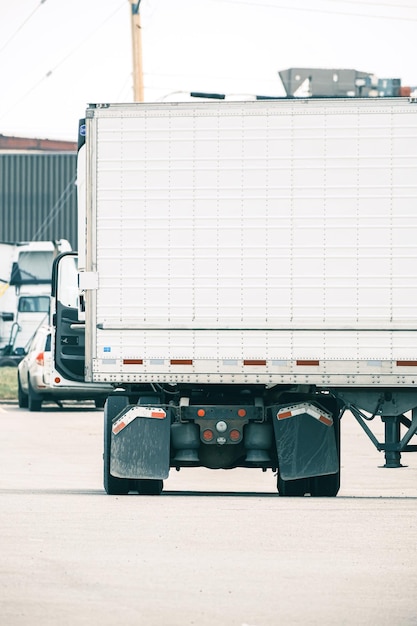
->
[296,360,320,366]
[396,361,417,366]
[170,359,193,365]
[115,358,417,373]
[112,406,167,435]
[243,359,267,366]
[306,404,333,426]
[112,411,137,435]
[277,402,333,427]
[120,358,320,368]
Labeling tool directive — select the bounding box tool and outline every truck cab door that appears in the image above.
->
[51,252,85,382]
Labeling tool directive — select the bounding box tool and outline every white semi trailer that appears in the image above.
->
[52,98,417,495]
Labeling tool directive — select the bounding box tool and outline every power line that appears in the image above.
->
[31,176,76,242]
[330,0,417,9]
[0,0,47,57]
[0,2,126,123]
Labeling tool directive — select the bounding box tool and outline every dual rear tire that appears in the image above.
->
[276,394,341,497]
[277,472,340,497]
[103,394,164,496]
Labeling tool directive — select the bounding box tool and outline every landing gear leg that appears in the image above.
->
[382,416,403,468]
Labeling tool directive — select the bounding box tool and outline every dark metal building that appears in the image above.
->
[0,136,78,248]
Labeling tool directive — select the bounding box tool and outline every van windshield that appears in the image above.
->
[18,296,50,313]
[11,251,55,284]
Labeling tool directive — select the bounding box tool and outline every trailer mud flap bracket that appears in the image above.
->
[110,406,171,480]
[271,402,339,480]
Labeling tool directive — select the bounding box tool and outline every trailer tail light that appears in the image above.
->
[237,408,246,417]
[197,409,205,417]
[202,429,214,442]
[35,352,44,366]
[229,429,241,442]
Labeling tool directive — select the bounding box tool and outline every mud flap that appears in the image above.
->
[271,402,339,480]
[110,406,171,480]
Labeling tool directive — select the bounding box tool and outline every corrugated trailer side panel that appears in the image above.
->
[0,152,77,247]
[84,99,417,386]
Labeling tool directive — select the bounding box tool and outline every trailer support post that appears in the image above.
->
[382,416,403,468]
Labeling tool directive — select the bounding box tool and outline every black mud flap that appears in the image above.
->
[271,402,339,481]
[110,405,171,480]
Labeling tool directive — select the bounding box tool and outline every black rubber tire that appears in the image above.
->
[136,479,163,495]
[310,473,340,497]
[1,358,19,367]
[28,378,42,412]
[17,375,28,408]
[277,476,310,497]
[103,394,130,495]
[310,402,341,497]
[94,397,106,409]
[276,392,342,498]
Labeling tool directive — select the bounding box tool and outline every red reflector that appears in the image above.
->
[123,359,143,365]
[202,429,214,441]
[237,408,246,417]
[113,421,126,435]
[197,408,205,417]
[319,414,333,426]
[396,361,417,367]
[170,359,193,365]
[243,360,266,366]
[229,429,241,441]
[35,352,44,366]
[54,377,61,384]
[296,360,320,366]
[278,411,292,420]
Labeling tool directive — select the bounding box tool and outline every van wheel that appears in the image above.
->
[103,394,130,495]
[28,378,42,412]
[17,375,28,408]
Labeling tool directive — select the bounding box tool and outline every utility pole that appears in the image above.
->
[130,0,144,102]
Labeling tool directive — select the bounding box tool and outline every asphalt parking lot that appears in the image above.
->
[0,402,416,626]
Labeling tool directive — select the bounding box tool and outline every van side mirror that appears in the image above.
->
[1,312,14,322]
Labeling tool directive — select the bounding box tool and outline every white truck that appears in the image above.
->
[0,240,71,364]
[52,98,417,495]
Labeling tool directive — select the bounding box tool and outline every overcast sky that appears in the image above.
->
[0,0,416,141]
